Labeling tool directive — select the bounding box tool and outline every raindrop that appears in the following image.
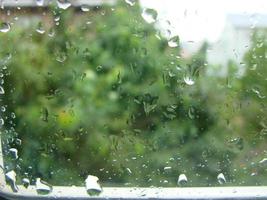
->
[143,102,157,115]
[41,107,48,122]
[81,4,90,12]
[36,178,52,195]
[0,22,10,33]
[15,138,22,146]
[0,86,5,94]
[85,175,102,196]
[96,65,103,72]
[164,166,172,171]
[163,180,168,184]
[188,107,195,119]
[177,174,187,186]
[9,148,18,159]
[251,172,257,176]
[183,76,195,86]
[168,70,175,77]
[252,87,265,99]
[176,65,182,71]
[229,137,244,150]
[141,8,157,24]
[259,158,267,165]
[54,16,60,22]
[11,112,16,119]
[168,36,180,48]
[55,52,67,63]
[5,170,18,192]
[48,28,55,37]
[22,178,30,188]
[57,0,71,10]
[0,118,4,126]
[125,0,136,6]
[36,0,44,6]
[36,22,45,34]
[1,106,6,112]
[126,168,132,174]
[217,173,226,184]
[257,42,264,48]
[250,64,257,70]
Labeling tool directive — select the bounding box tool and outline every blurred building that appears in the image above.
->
[207,14,267,75]
[0,0,114,7]
[0,0,115,32]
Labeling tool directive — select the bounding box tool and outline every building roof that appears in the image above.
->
[227,13,267,28]
[0,0,114,7]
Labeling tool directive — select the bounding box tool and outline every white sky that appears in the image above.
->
[140,0,267,42]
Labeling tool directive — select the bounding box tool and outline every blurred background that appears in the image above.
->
[0,0,267,187]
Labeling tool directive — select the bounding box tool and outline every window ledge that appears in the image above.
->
[1,186,267,200]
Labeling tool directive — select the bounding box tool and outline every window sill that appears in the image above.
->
[1,185,267,200]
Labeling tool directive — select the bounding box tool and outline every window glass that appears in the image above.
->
[0,0,267,194]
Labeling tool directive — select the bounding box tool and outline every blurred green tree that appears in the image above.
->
[1,1,266,188]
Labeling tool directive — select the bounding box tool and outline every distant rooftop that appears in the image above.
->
[0,0,115,7]
[227,13,267,28]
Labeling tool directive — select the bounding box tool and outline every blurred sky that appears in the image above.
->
[140,0,267,42]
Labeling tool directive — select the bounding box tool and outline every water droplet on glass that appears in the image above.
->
[81,4,90,12]
[96,65,103,72]
[229,137,244,150]
[11,112,16,119]
[55,52,67,63]
[54,16,60,22]
[22,178,30,188]
[183,76,195,86]
[141,8,157,24]
[125,0,135,6]
[168,36,179,48]
[252,87,265,99]
[217,173,226,184]
[48,28,55,37]
[1,106,6,112]
[143,102,157,116]
[36,178,52,195]
[188,107,195,119]
[0,118,4,126]
[5,170,18,192]
[256,42,263,48]
[36,23,45,34]
[251,172,257,176]
[168,70,175,77]
[41,107,48,122]
[250,64,257,70]
[0,86,5,94]
[126,168,132,174]
[259,158,267,165]
[85,175,102,196]
[0,22,10,33]
[164,166,172,171]
[9,148,18,159]
[15,138,22,146]
[177,174,187,186]
[57,0,71,10]
[36,0,44,6]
